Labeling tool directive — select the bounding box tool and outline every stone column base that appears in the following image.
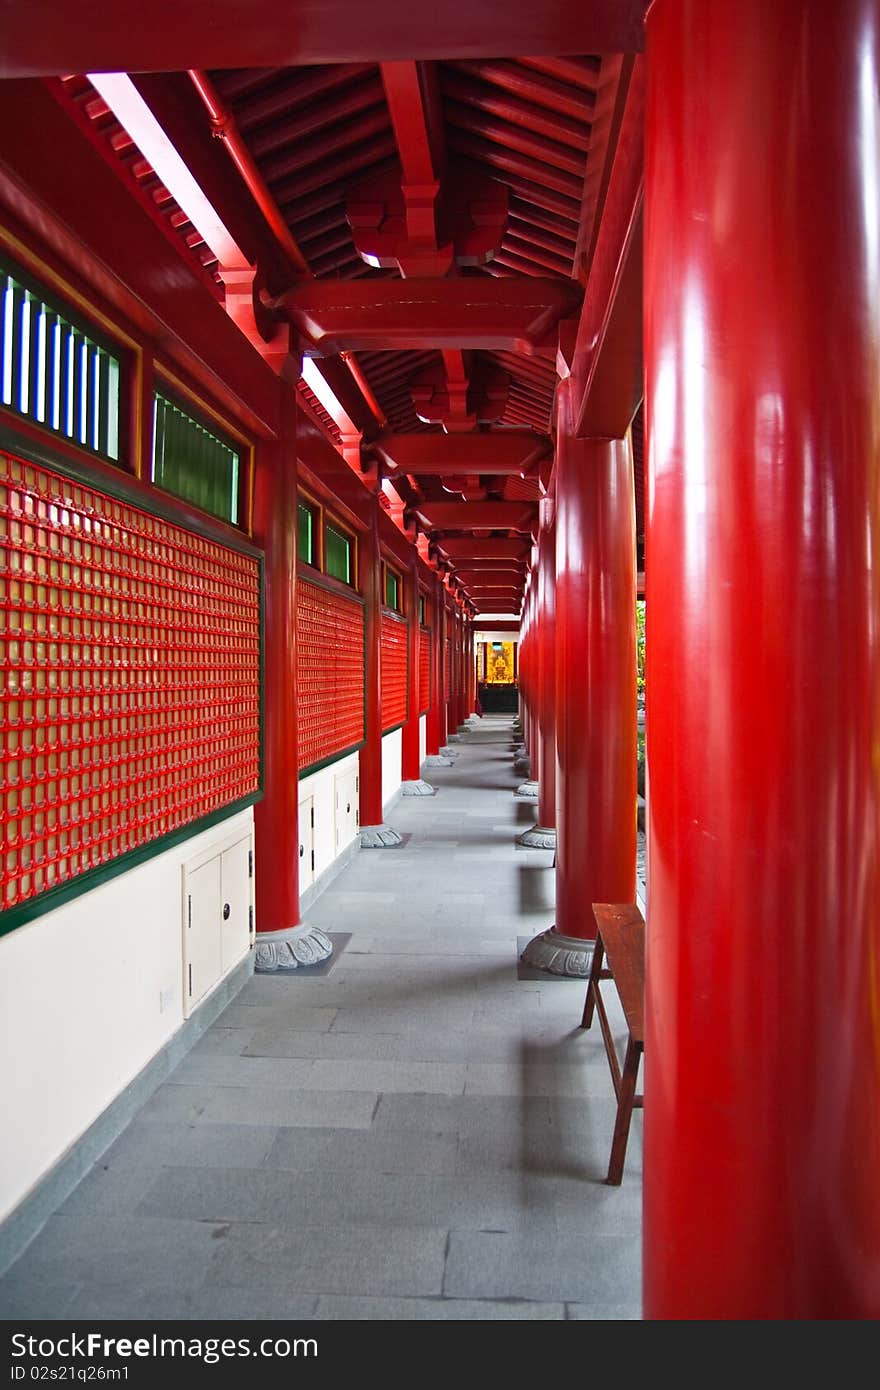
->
[255,922,333,973]
[515,779,539,799]
[439,745,459,759]
[520,927,594,977]
[513,755,531,776]
[446,733,463,743]
[516,824,557,850]
[424,753,454,768]
[401,779,436,796]
[360,823,403,848]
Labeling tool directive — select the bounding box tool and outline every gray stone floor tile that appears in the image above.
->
[101,1120,281,1169]
[190,1027,257,1056]
[444,1230,641,1307]
[263,1127,459,1176]
[205,1223,446,1297]
[373,1093,555,1135]
[169,1053,316,1089]
[138,1082,377,1129]
[567,1301,642,1320]
[314,1296,565,1320]
[304,1059,467,1095]
[62,1285,319,1321]
[0,1274,79,1320]
[13,1215,228,1292]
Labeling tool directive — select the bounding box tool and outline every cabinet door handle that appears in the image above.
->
[346,802,351,813]
[222,903,230,921]
[299,844,304,857]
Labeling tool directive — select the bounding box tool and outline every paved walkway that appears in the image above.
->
[0,716,642,1321]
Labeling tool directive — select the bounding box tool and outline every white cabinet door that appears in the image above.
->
[334,767,359,850]
[184,855,223,1012]
[220,836,253,972]
[299,796,315,890]
[183,832,254,1017]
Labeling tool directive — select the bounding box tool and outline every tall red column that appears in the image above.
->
[401,556,432,794]
[425,575,446,763]
[514,565,539,794]
[644,0,880,1319]
[522,379,636,974]
[358,495,401,846]
[518,510,556,847]
[252,383,331,970]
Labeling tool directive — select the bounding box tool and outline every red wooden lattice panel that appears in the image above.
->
[380,609,408,730]
[419,628,430,714]
[0,450,261,915]
[296,577,365,772]
[443,637,451,701]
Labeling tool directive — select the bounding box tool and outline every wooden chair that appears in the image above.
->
[581,902,645,1185]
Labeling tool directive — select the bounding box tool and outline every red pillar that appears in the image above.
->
[358,496,400,844]
[401,557,420,779]
[522,379,636,973]
[521,510,556,846]
[644,0,880,1319]
[401,556,430,791]
[252,383,331,969]
[425,575,443,757]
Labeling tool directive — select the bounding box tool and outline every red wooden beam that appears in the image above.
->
[0,3,648,79]
[566,54,645,438]
[413,501,537,531]
[439,537,529,559]
[373,430,550,475]
[273,278,582,356]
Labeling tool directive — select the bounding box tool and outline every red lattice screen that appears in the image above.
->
[419,628,430,714]
[443,638,451,701]
[380,609,408,730]
[296,576,364,772]
[0,449,261,919]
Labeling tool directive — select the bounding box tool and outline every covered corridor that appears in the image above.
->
[0,718,642,1321]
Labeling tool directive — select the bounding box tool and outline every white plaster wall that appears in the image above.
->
[0,806,253,1222]
[382,728,403,812]
[298,750,360,881]
[419,714,427,768]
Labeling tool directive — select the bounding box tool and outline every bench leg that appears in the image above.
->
[581,936,605,1029]
[605,1039,642,1185]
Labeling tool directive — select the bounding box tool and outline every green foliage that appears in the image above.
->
[636,600,646,699]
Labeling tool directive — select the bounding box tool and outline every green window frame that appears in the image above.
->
[298,499,318,567]
[1,259,122,463]
[384,565,401,611]
[419,593,427,626]
[325,521,354,585]
[152,392,241,525]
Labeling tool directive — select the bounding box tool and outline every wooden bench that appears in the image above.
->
[581,902,645,1185]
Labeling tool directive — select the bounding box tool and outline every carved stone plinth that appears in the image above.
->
[520,928,594,977]
[401,779,436,796]
[360,823,403,848]
[515,779,539,799]
[513,754,531,776]
[439,745,459,759]
[446,733,463,743]
[424,754,454,768]
[255,923,333,973]
[516,824,557,850]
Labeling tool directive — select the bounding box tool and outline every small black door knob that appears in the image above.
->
[222,903,230,920]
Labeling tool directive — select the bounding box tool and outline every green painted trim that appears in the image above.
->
[0,420,262,558]
[0,793,262,938]
[298,741,365,781]
[381,721,406,736]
